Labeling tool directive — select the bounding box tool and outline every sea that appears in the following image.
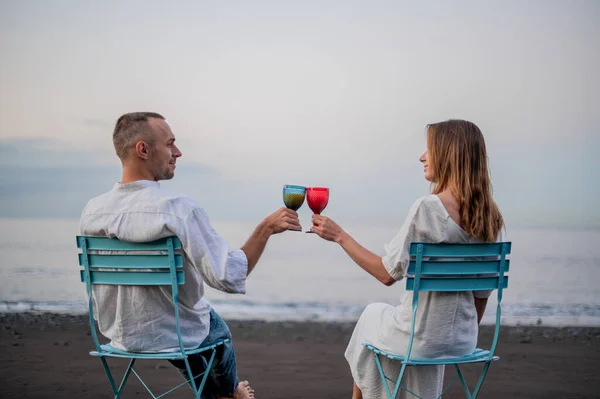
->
[1,218,599,327]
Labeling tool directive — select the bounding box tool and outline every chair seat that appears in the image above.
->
[363,344,499,365]
[90,338,229,360]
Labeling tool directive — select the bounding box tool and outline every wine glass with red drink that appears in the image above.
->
[306,187,329,233]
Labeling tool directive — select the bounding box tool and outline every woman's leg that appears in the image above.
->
[352,380,363,399]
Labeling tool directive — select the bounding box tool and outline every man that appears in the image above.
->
[80,112,301,399]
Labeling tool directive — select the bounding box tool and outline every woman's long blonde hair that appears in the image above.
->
[427,119,504,242]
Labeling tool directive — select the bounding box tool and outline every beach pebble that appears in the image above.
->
[520,333,533,344]
[568,328,579,337]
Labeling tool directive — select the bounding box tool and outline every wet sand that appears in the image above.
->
[1,313,599,398]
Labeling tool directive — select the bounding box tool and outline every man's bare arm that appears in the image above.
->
[241,208,301,275]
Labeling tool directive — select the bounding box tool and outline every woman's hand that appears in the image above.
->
[310,215,346,243]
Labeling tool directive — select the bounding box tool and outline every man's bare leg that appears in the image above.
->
[352,380,363,399]
[218,380,255,399]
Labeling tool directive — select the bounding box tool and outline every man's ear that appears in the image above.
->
[135,141,150,160]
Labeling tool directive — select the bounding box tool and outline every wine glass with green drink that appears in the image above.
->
[282,185,306,232]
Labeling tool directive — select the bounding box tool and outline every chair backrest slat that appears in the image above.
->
[79,269,184,285]
[78,253,183,269]
[77,235,184,287]
[406,242,511,293]
[407,259,510,275]
[409,242,511,257]
[77,236,182,251]
[406,276,509,292]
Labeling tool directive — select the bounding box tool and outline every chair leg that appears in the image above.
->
[392,364,408,399]
[98,356,139,399]
[373,353,420,399]
[437,372,460,399]
[181,348,218,399]
[99,356,120,397]
[195,347,217,398]
[116,358,136,396]
[183,356,199,397]
[374,353,395,399]
[454,365,473,399]
[471,361,492,398]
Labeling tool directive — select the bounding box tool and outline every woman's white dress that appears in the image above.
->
[345,195,495,399]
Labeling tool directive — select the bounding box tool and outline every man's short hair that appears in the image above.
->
[113,112,165,160]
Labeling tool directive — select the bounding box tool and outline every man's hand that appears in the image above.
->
[263,207,302,234]
[242,208,302,275]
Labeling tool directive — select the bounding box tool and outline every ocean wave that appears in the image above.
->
[1,299,600,326]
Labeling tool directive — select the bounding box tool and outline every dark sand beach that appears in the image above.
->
[1,313,599,398]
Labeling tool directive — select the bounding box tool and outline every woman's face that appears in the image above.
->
[419,148,434,182]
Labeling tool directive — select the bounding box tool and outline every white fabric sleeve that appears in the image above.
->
[381,196,448,281]
[180,207,248,294]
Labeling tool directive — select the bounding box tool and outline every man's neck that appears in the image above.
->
[120,167,155,184]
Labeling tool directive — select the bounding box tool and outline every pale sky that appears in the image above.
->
[0,0,598,228]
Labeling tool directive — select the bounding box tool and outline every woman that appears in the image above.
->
[310,119,504,399]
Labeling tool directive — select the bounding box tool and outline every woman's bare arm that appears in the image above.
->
[474,297,488,324]
[337,232,395,286]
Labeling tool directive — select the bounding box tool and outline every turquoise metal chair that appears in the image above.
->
[364,241,511,399]
[77,235,228,399]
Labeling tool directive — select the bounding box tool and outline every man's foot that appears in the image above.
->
[220,380,255,399]
[234,381,255,399]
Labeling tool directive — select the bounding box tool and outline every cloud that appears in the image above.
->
[82,117,112,129]
[0,163,222,218]
[0,137,220,218]
[0,137,115,167]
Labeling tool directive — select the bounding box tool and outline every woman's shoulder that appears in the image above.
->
[408,194,447,215]
[404,194,450,230]
[393,194,450,244]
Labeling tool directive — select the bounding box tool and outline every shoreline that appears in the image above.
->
[1,312,599,398]
[2,303,600,328]
[3,310,600,330]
